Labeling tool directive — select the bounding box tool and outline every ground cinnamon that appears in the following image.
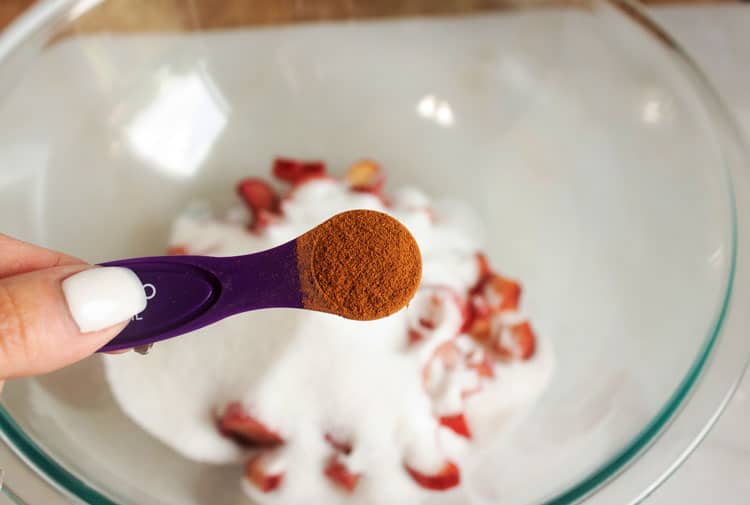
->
[297,210,422,320]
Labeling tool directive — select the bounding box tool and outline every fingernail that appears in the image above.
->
[62,267,147,333]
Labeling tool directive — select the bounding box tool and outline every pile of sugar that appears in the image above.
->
[104,178,553,505]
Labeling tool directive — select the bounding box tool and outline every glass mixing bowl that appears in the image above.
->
[1,0,749,504]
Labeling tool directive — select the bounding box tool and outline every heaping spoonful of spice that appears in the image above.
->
[97,210,422,352]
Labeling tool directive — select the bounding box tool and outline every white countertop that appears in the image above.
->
[1,4,749,504]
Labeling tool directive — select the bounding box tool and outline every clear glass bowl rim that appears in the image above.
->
[0,0,747,504]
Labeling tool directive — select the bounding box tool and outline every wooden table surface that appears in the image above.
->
[0,0,737,34]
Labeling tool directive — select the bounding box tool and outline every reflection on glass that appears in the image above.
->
[709,247,724,268]
[641,98,663,125]
[417,94,454,127]
[69,0,105,20]
[125,70,228,179]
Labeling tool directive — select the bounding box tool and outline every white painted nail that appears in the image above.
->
[62,267,147,333]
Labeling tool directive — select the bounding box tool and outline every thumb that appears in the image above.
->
[0,265,146,379]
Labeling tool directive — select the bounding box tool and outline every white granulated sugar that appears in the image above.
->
[104,177,553,505]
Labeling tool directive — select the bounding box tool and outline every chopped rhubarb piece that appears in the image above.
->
[462,293,491,335]
[461,382,483,400]
[324,432,353,455]
[273,158,326,185]
[404,461,461,491]
[345,159,384,192]
[419,316,437,330]
[434,341,461,368]
[491,320,537,361]
[251,208,282,231]
[418,293,444,330]
[470,294,492,320]
[475,273,521,312]
[423,340,477,398]
[324,455,361,493]
[439,413,472,439]
[237,178,280,213]
[471,354,495,378]
[408,328,425,345]
[407,287,467,346]
[510,321,536,360]
[246,454,284,493]
[452,290,470,329]
[468,316,491,344]
[492,275,522,312]
[167,245,189,256]
[236,178,281,231]
[217,402,284,448]
[475,252,491,280]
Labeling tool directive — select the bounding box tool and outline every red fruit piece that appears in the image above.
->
[325,455,361,493]
[252,208,282,231]
[419,316,437,330]
[237,178,280,213]
[471,353,495,378]
[236,178,281,231]
[475,252,491,280]
[492,275,522,312]
[408,287,467,346]
[461,348,493,398]
[475,273,521,312]
[246,454,284,493]
[324,432,353,455]
[470,294,492,320]
[422,341,464,397]
[465,274,522,343]
[434,341,461,367]
[345,159,385,193]
[439,413,472,439]
[467,316,491,345]
[408,328,424,345]
[491,321,537,361]
[462,293,491,335]
[418,293,444,330]
[217,402,284,448]
[510,321,536,360]
[273,158,326,185]
[167,244,189,256]
[404,461,461,491]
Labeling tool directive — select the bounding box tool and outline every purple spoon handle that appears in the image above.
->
[98,239,302,352]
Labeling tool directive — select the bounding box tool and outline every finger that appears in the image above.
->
[0,265,147,379]
[0,234,82,277]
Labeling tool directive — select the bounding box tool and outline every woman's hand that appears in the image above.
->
[0,234,146,390]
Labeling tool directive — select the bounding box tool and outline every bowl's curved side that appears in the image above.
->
[0,0,747,504]
[546,1,749,503]
[0,409,118,505]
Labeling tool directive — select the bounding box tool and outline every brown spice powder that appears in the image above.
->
[297,210,422,320]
